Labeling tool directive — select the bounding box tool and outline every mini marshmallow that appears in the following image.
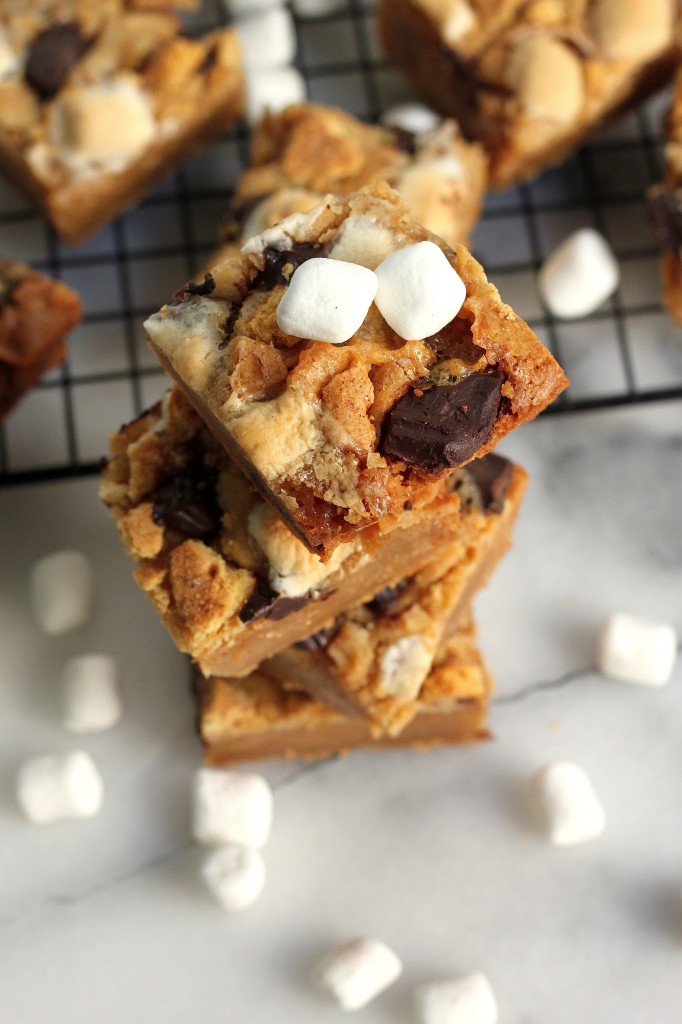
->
[31,549,94,636]
[313,937,402,1011]
[414,972,498,1024]
[245,68,307,126]
[276,257,378,344]
[596,613,677,687]
[537,227,620,319]
[377,636,432,700]
[201,844,266,912]
[17,751,104,824]
[374,241,466,340]
[62,654,122,733]
[0,31,19,82]
[192,768,273,849]
[234,8,296,70]
[530,761,605,847]
[55,76,155,170]
[381,102,441,135]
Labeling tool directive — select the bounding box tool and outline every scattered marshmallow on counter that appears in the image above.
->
[17,750,104,824]
[276,257,379,344]
[62,654,122,733]
[31,549,94,636]
[381,102,441,135]
[192,768,273,849]
[202,844,266,912]
[537,227,620,319]
[313,937,402,1011]
[597,612,677,687]
[374,241,466,340]
[245,68,307,126]
[234,8,296,70]
[414,971,498,1024]
[530,761,605,847]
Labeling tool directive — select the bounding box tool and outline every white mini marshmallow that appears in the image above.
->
[245,68,307,126]
[415,972,498,1024]
[276,257,378,344]
[55,77,155,171]
[31,549,94,636]
[381,102,441,135]
[192,768,273,849]
[530,761,605,847]
[223,0,281,14]
[201,844,266,912]
[234,8,296,70]
[374,241,466,340]
[596,613,677,687]
[313,937,402,1011]
[17,751,104,824]
[62,654,121,733]
[537,227,620,319]
[0,30,19,81]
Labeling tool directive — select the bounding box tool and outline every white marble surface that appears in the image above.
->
[1,399,681,1022]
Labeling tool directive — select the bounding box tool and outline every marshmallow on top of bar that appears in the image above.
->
[146,182,567,557]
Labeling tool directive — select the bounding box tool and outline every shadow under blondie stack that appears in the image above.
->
[101,175,567,762]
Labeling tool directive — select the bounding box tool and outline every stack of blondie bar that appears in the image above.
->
[101,179,568,764]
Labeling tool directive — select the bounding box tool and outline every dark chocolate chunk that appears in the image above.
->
[367,579,410,616]
[173,273,216,300]
[266,594,310,620]
[25,23,90,100]
[391,126,418,155]
[238,578,277,624]
[647,186,682,252]
[295,621,339,653]
[251,243,327,291]
[152,470,220,539]
[381,371,505,472]
[460,452,513,514]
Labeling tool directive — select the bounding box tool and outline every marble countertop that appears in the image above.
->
[1,398,681,1022]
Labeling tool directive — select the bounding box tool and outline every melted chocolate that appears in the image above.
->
[460,452,513,514]
[152,470,220,539]
[647,187,682,252]
[367,579,410,616]
[251,243,327,290]
[25,23,90,100]
[381,371,505,472]
[294,622,339,652]
[173,273,216,300]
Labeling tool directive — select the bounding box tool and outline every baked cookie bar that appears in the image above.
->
[0,258,82,419]
[264,454,526,735]
[196,620,492,764]
[378,0,680,188]
[0,1,243,243]
[101,386,486,679]
[648,67,682,324]
[147,183,567,556]
[219,102,487,252]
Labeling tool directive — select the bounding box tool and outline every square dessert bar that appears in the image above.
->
[196,620,492,765]
[146,183,567,556]
[0,258,82,419]
[221,102,487,251]
[378,0,681,188]
[0,2,243,243]
[264,454,526,735]
[101,386,487,679]
[648,67,682,324]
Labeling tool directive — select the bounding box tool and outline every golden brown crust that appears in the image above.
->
[649,68,682,325]
[378,0,681,188]
[0,258,82,419]
[197,620,492,764]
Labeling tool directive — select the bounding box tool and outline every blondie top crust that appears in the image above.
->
[196,620,491,764]
[648,67,682,325]
[0,258,82,419]
[265,456,526,735]
[221,102,487,250]
[101,386,485,679]
[0,2,242,243]
[378,0,680,188]
[146,184,567,556]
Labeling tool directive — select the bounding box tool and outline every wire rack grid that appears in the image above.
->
[0,0,681,487]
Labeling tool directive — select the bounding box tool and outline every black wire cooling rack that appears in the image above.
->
[1,0,681,487]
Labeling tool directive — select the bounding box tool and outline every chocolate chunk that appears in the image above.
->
[173,273,216,300]
[266,594,309,620]
[391,126,418,155]
[647,186,682,252]
[367,579,410,616]
[381,371,505,472]
[251,243,327,291]
[25,23,90,100]
[295,622,339,652]
[239,578,277,624]
[461,453,513,514]
[152,470,220,539]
